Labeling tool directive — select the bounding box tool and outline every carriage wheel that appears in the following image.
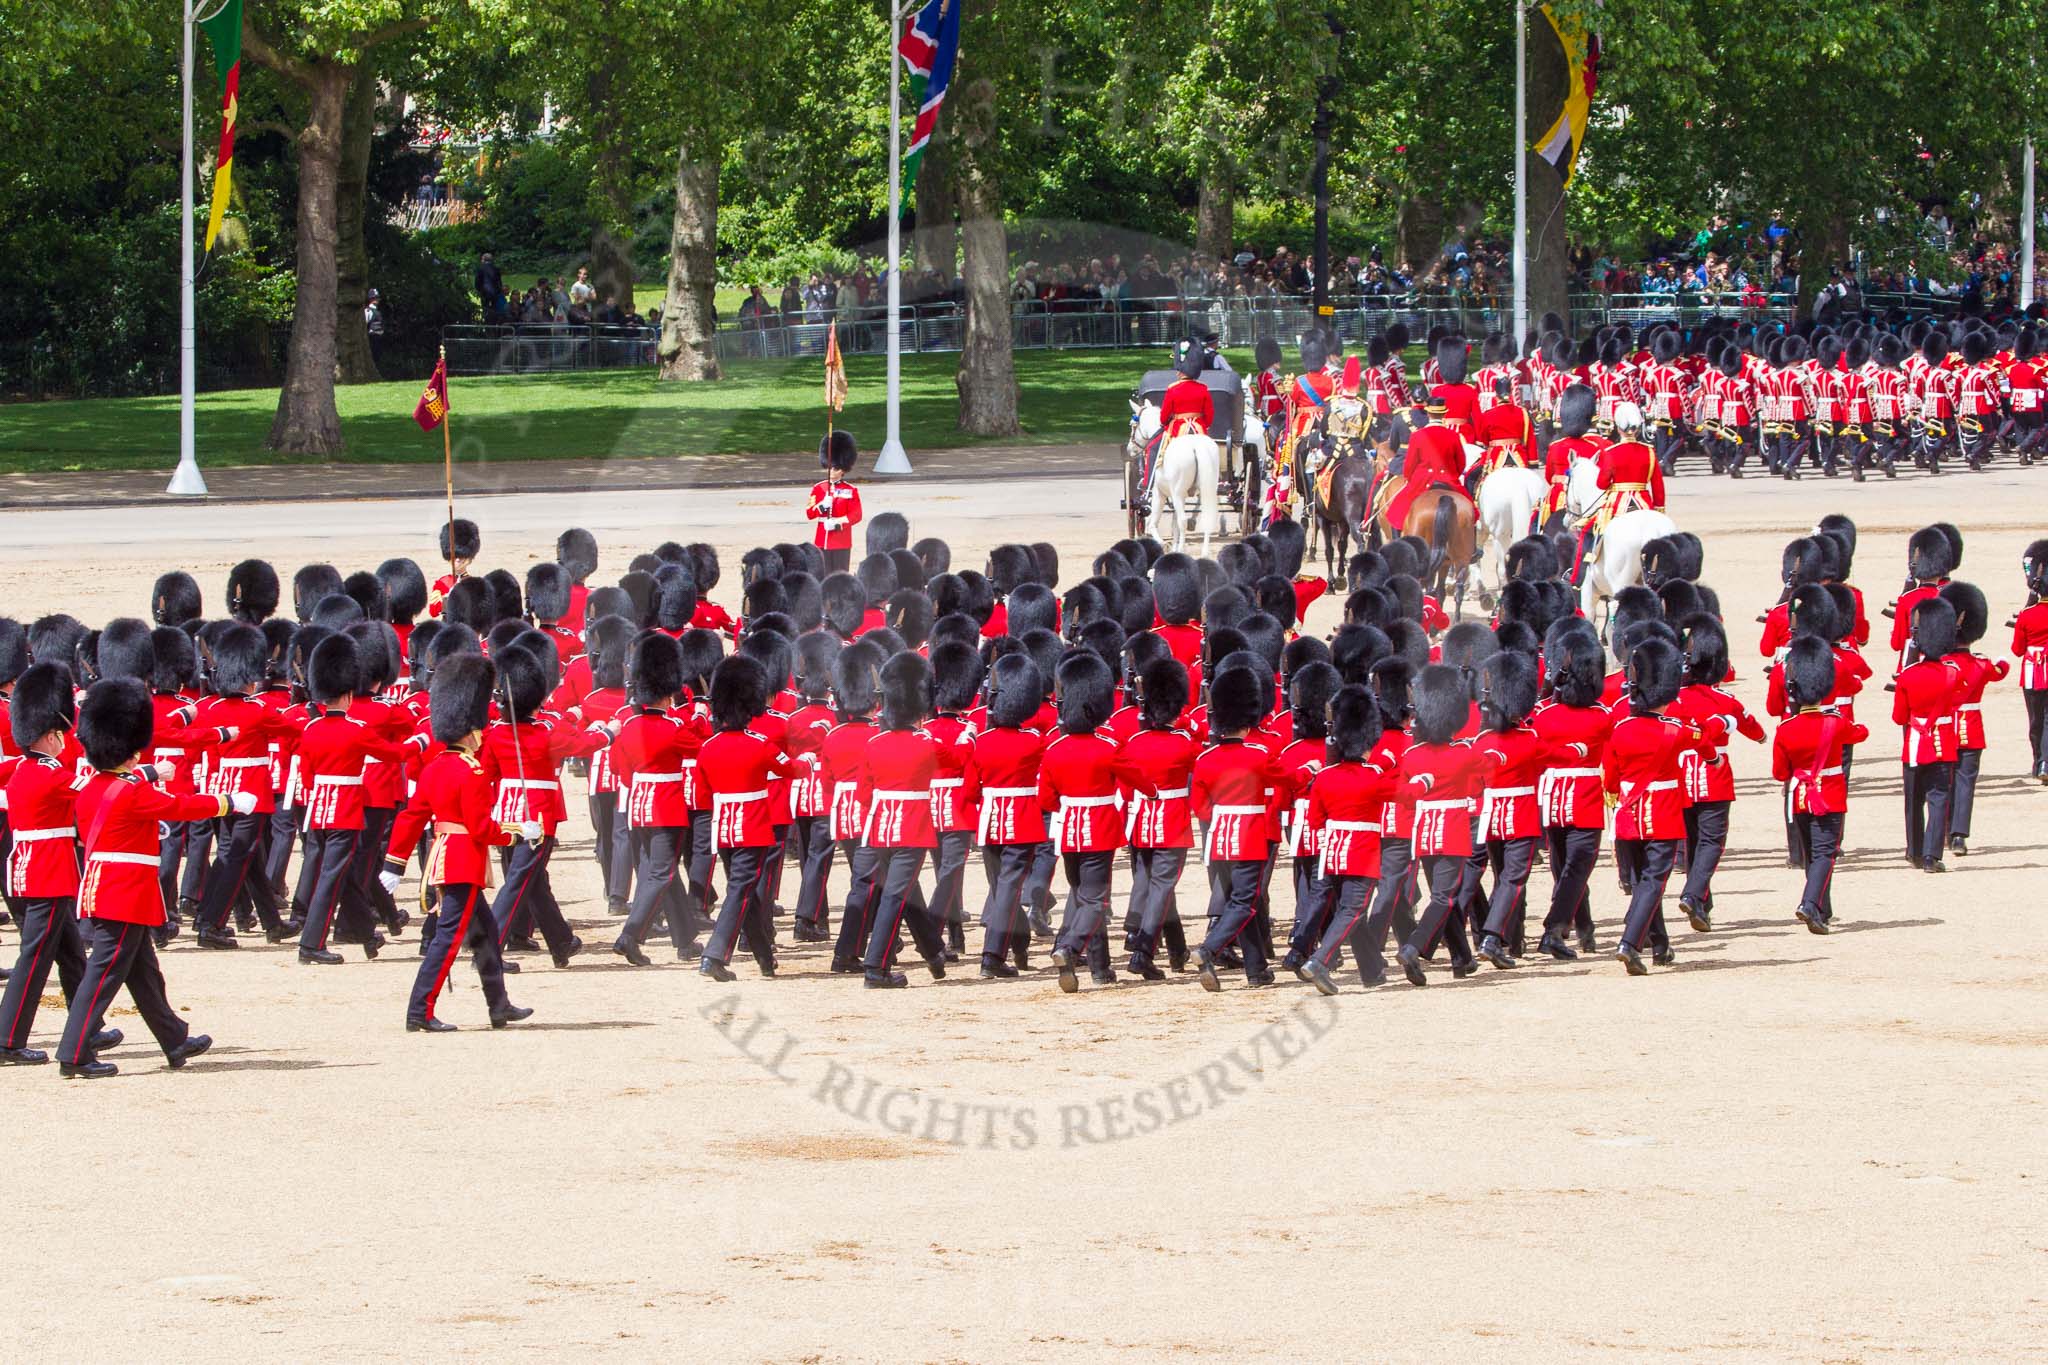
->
[1124,455,1144,539]
[1237,444,1260,536]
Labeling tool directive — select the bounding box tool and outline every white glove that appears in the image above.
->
[378,869,402,895]
[518,821,545,843]
[230,790,258,815]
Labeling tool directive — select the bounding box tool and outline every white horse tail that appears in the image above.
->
[1196,438,1219,553]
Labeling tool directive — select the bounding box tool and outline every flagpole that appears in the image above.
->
[1511,0,1529,354]
[2023,138,2036,311]
[441,347,456,578]
[874,0,912,475]
[168,0,208,497]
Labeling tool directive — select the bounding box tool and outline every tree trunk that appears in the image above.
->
[334,67,380,385]
[1395,192,1445,274]
[656,147,720,382]
[1525,157,1572,336]
[1195,163,1233,261]
[267,64,350,454]
[1800,208,1852,319]
[586,44,636,311]
[954,128,1018,438]
[912,128,956,280]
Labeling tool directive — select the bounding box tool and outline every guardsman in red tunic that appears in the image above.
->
[427,517,479,620]
[857,653,965,987]
[1772,638,1868,933]
[1888,526,1956,673]
[1865,335,1909,476]
[555,528,599,636]
[386,654,533,1033]
[1936,582,2003,858]
[1470,652,1550,966]
[2007,329,2047,465]
[1667,617,1765,932]
[1641,327,1689,474]
[577,617,635,913]
[1602,640,1719,974]
[1390,665,1487,986]
[294,636,427,964]
[786,632,843,940]
[1955,331,2000,471]
[1191,667,1280,990]
[1542,385,1606,528]
[1120,658,1197,978]
[608,632,711,964]
[820,641,887,973]
[1043,652,1153,992]
[1530,631,1612,958]
[697,656,802,981]
[57,679,240,1077]
[924,641,984,956]
[2012,540,2048,779]
[1895,596,1966,872]
[1472,377,1538,483]
[1427,336,1481,446]
[809,431,865,575]
[1275,664,1341,974]
[969,654,1049,976]
[189,623,296,947]
[0,665,111,1064]
[1300,684,1392,994]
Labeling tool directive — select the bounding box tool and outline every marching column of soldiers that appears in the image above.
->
[1,336,2045,1073]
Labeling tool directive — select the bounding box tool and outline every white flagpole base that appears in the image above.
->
[873,438,912,474]
[166,458,209,497]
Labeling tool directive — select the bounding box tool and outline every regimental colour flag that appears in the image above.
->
[823,324,848,413]
[897,0,962,206]
[1534,4,1601,185]
[413,357,451,433]
[199,0,243,251]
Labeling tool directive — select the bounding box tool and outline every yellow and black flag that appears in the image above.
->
[1532,4,1600,186]
[199,0,243,251]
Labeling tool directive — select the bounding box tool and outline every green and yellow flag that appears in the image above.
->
[198,0,243,251]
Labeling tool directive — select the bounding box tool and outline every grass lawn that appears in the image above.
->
[0,350,1160,474]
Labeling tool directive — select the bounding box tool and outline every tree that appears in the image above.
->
[242,0,446,453]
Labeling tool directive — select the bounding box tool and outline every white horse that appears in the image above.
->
[1133,403,1219,555]
[1475,463,1546,594]
[1565,456,1677,625]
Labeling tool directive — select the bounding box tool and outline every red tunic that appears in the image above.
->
[1893,658,1963,766]
[1385,424,1473,530]
[482,715,605,831]
[807,477,863,552]
[1192,738,1277,861]
[581,686,631,795]
[818,718,879,841]
[783,700,836,818]
[386,748,514,886]
[1594,440,1665,517]
[194,694,293,812]
[1947,652,2006,751]
[2012,602,2048,690]
[1038,732,1147,853]
[1667,684,1765,804]
[1273,737,1326,858]
[925,714,978,833]
[1120,726,1197,848]
[6,753,82,898]
[969,726,1047,845]
[1531,699,1614,830]
[1159,376,1216,438]
[1603,714,1714,841]
[1399,741,1487,857]
[1772,708,1869,815]
[298,709,422,830]
[699,729,799,848]
[1306,759,1392,877]
[1472,402,1537,472]
[1471,725,1550,840]
[611,706,707,828]
[75,771,228,924]
[863,727,967,848]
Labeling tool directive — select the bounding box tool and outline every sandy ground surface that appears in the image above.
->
[6,463,2048,1361]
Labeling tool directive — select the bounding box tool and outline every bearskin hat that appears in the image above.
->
[1204,665,1264,738]
[1650,327,1682,364]
[828,638,883,718]
[820,572,866,640]
[1383,617,1429,671]
[1908,526,1955,582]
[1151,552,1202,626]
[1438,620,1499,681]
[1126,656,1184,731]
[1302,332,1331,372]
[701,654,766,733]
[1281,635,1332,684]
[1409,664,1467,745]
[26,617,82,678]
[1557,383,1597,438]
[905,538,951,583]
[1250,575,1293,626]
[581,615,630,692]
[1216,541,1261,589]
[854,553,899,610]
[9,661,75,751]
[1480,650,1538,731]
[1285,661,1342,742]
[1679,613,1728,687]
[310,593,365,632]
[547,527,596,584]
[1507,536,1561,583]
[487,641,544,723]
[478,569,520,626]
[1815,512,1857,561]
[226,559,280,623]
[676,543,717,596]
[1230,613,1280,676]
[1049,651,1110,735]
[209,621,267,695]
[1063,580,1112,632]
[1435,338,1469,386]
[1658,579,1704,624]
[743,579,789,620]
[307,632,360,705]
[624,628,680,706]
[70,630,100,687]
[1366,656,1414,724]
[886,588,935,649]
[437,518,481,564]
[669,629,718,699]
[1546,629,1606,708]
[1962,331,1992,366]
[779,572,821,634]
[928,572,969,620]
[151,571,202,628]
[654,575,699,633]
[1259,518,1306,582]
[342,570,386,624]
[76,677,153,771]
[1775,634,1834,710]
[885,550,926,598]
[0,619,25,688]
[819,430,858,473]
[256,616,293,686]
[484,617,525,661]
[1928,521,1963,573]
[293,564,344,622]
[367,558,423,625]
[617,571,658,627]
[791,630,839,701]
[1328,683,1383,762]
[923,639,980,713]
[1613,584,1663,631]
[1908,592,1958,660]
[1626,637,1683,712]
[150,626,197,694]
[354,621,403,694]
[423,652,491,746]
[513,627,561,690]
[1326,623,1387,685]
[1022,543,1055,590]
[980,653,1040,728]
[1641,536,1684,590]
[985,544,1033,598]
[741,547,783,589]
[1495,580,1545,635]
[1781,536,1828,589]
[94,617,154,685]
[524,562,573,624]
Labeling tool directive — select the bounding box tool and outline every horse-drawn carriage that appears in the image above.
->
[1122,369,1264,546]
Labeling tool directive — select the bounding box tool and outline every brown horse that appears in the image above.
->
[1375,481,1479,621]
